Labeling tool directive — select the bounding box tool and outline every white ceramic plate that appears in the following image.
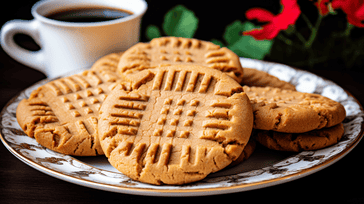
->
[1,58,363,196]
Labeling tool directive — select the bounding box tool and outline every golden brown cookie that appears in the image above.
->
[117,37,244,83]
[90,52,123,72]
[243,86,346,133]
[228,139,256,167]
[16,63,124,156]
[98,65,254,185]
[240,68,296,91]
[254,123,345,152]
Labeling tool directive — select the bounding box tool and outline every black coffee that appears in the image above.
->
[46,7,133,23]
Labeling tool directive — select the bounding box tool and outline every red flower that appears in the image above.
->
[332,0,364,27]
[242,0,301,40]
[315,0,332,15]
[356,3,364,19]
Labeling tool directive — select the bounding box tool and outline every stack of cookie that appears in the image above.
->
[244,86,346,152]
[16,37,346,185]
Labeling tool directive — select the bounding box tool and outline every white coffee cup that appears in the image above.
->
[1,0,147,78]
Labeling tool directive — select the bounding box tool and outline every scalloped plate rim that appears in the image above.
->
[1,58,363,197]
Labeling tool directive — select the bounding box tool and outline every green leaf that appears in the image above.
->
[223,21,273,59]
[224,20,257,45]
[228,35,273,59]
[146,25,162,40]
[162,5,198,38]
[210,39,225,47]
[223,20,244,45]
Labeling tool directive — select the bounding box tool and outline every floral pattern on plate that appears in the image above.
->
[1,58,363,196]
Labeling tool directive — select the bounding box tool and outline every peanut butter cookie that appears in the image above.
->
[254,123,345,152]
[98,65,253,185]
[16,54,124,156]
[240,68,296,91]
[243,86,346,133]
[90,52,123,72]
[228,139,256,167]
[117,37,244,83]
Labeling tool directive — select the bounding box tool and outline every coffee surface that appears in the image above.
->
[46,7,133,23]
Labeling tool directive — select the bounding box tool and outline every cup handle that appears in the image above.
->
[1,19,47,75]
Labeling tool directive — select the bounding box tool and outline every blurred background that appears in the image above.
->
[0,0,279,108]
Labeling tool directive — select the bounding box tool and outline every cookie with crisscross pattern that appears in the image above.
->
[16,53,125,156]
[117,37,244,83]
[98,64,253,185]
